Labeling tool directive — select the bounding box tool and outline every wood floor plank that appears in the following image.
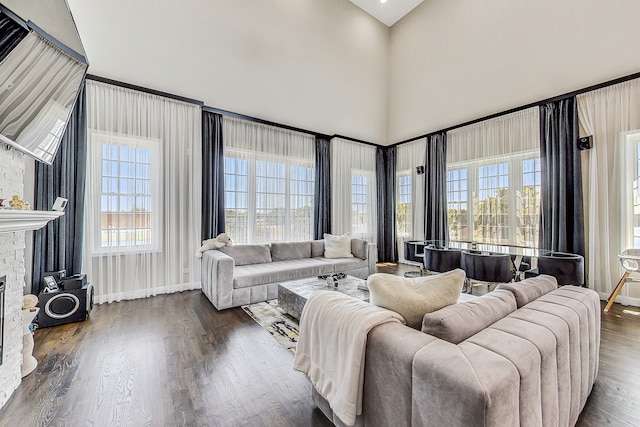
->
[1,264,639,426]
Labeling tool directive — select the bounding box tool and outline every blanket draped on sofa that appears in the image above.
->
[293,291,404,426]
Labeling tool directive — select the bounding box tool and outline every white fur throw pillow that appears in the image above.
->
[368,269,466,329]
[324,233,354,259]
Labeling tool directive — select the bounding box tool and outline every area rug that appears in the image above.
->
[242,300,299,355]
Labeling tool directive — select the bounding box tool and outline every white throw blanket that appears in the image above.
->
[293,291,405,426]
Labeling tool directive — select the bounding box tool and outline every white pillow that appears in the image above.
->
[368,269,465,329]
[323,233,354,259]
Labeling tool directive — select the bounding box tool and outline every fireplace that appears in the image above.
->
[0,275,4,366]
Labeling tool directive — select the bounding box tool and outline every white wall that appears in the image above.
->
[66,0,390,144]
[388,0,640,143]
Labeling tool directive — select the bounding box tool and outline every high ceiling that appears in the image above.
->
[348,0,423,27]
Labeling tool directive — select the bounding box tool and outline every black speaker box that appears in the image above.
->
[37,283,94,328]
[578,136,593,151]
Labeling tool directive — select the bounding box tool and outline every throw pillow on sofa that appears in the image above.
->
[421,289,517,343]
[495,274,557,308]
[324,233,354,259]
[368,269,465,329]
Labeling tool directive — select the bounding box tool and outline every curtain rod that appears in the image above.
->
[203,106,333,140]
[87,75,204,106]
[393,70,640,147]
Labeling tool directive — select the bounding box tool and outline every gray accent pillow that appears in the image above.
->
[271,241,311,261]
[368,269,465,329]
[351,239,368,260]
[421,289,517,344]
[311,240,325,257]
[495,274,558,308]
[220,244,272,266]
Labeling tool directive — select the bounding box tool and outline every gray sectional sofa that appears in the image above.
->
[311,275,601,427]
[201,238,377,310]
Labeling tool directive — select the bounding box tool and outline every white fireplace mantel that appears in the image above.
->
[0,210,64,234]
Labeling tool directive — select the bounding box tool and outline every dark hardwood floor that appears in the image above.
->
[1,263,639,426]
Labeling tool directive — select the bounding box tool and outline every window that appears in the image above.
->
[521,158,541,246]
[447,168,469,241]
[93,134,161,251]
[224,151,314,244]
[476,163,509,242]
[351,173,369,237]
[447,154,540,246]
[396,172,412,238]
[224,156,248,243]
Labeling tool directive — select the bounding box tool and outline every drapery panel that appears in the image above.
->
[425,132,448,242]
[223,116,315,244]
[32,82,87,293]
[578,78,640,301]
[202,111,225,240]
[539,97,585,257]
[376,146,397,262]
[396,138,427,262]
[330,138,377,243]
[447,108,540,246]
[313,136,331,240]
[0,12,27,62]
[84,80,202,304]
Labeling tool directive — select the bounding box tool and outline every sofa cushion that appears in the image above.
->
[421,289,517,344]
[233,258,334,288]
[311,240,325,257]
[319,256,368,272]
[324,233,354,259]
[368,269,465,329]
[351,239,368,260]
[271,241,311,261]
[220,244,272,266]
[495,274,558,308]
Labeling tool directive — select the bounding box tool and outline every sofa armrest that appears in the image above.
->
[367,242,377,276]
[201,250,235,310]
[361,322,435,426]
[412,340,520,427]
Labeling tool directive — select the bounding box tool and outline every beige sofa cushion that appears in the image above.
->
[271,241,311,261]
[368,269,465,329]
[220,244,272,266]
[496,274,558,308]
[421,289,517,343]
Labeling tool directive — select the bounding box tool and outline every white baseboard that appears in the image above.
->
[598,291,640,308]
[95,281,202,304]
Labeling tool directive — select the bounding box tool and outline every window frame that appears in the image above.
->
[223,149,315,244]
[446,150,540,247]
[89,132,163,255]
[396,169,413,239]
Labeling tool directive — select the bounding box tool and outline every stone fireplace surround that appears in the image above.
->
[0,148,27,409]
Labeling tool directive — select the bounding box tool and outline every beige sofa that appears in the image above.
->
[311,276,600,427]
[201,239,377,310]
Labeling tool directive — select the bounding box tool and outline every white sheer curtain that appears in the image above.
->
[0,31,86,163]
[396,138,426,262]
[84,81,202,304]
[446,108,540,246]
[330,137,377,242]
[577,79,640,304]
[223,116,315,244]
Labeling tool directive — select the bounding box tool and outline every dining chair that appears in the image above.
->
[423,244,462,274]
[604,248,640,312]
[403,240,426,277]
[461,250,515,293]
[537,251,585,287]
